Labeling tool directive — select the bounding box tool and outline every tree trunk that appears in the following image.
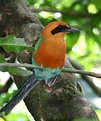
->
[0,0,99,121]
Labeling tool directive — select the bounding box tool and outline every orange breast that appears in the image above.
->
[34,36,66,69]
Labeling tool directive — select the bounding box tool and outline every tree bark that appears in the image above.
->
[0,0,99,121]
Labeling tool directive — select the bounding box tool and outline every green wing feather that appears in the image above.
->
[34,38,44,52]
[32,38,43,65]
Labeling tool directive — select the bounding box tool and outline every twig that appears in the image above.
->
[0,63,101,78]
[0,63,41,69]
[62,68,101,78]
[32,8,101,18]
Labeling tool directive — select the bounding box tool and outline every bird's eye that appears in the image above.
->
[58,25,62,28]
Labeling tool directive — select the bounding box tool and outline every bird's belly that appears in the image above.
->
[34,39,66,69]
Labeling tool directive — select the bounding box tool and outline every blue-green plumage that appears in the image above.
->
[34,68,60,81]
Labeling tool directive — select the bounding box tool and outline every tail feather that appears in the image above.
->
[0,74,41,116]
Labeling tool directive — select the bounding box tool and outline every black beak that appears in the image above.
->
[65,26,80,32]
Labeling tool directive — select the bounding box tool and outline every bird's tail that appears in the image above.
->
[0,74,41,116]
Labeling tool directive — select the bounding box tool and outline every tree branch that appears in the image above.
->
[31,8,101,18]
[0,63,101,78]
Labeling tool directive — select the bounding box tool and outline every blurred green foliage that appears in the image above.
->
[0,112,33,121]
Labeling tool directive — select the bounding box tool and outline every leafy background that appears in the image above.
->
[0,0,101,120]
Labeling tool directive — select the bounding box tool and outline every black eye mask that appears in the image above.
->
[51,25,70,35]
[51,25,80,35]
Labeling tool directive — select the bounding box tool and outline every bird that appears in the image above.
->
[0,21,80,116]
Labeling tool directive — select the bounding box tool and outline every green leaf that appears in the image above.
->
[65,32,80,52]
[0,35,34,53]
[8,67,33,76]
[0,66,33,77]
[0,36,33,76]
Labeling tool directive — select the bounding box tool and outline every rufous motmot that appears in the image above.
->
[0,21,80,116]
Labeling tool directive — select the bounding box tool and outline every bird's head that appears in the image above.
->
[41,21,80,38]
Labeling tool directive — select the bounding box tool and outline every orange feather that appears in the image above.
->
[34,36,66,69]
